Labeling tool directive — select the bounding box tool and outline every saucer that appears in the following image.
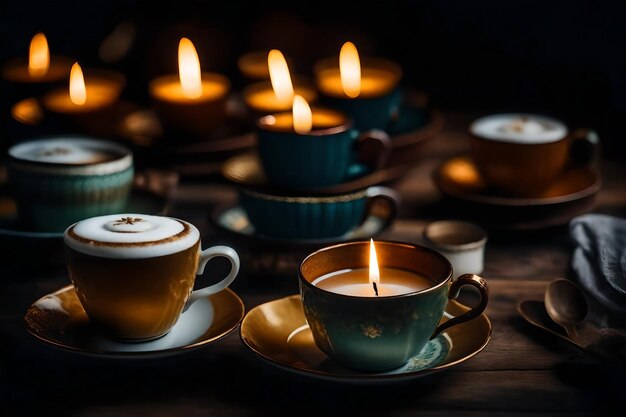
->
[24,285,245,358]
[0,186,167,241]
[434,155,601,231]
[222,153,411,196]
[240,295,492,383]
[211,204,393,246]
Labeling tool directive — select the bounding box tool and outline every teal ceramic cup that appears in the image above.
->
[314,57,403,131]
[257,107,391,190]
[7,136,134,232]
[239,186,398,239]
[299,241,489,371]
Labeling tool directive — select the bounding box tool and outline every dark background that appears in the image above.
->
[1,0,625,151]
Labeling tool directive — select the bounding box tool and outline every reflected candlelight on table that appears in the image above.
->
[149,37,230,136]
[243,49,317,113]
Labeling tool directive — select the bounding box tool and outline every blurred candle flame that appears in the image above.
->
[28,33,50,77]
[178,38,202,99]
[339,42,361,98]
[292,95,312,134]
[268,49,294,105]
[369,238,380,286]
[69,62,86,105]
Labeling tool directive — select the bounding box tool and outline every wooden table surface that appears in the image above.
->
[1,113,625,416]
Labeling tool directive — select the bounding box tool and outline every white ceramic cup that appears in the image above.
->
[423,220,487,280]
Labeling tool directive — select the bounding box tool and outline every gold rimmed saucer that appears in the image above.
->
[240,295,491,383]
[24,285,245,358]
[434,155,600,231]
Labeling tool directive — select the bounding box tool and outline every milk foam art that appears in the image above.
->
[470,113,567,144]
[65,214,200,259]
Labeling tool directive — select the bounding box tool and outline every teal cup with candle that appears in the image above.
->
[240,186,398,239]
[257,107,391,190]
[6,136,134,232]
[299,240,489,371]
[314,46,404,131]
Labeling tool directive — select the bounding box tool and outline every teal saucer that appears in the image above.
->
[211,205,392,245]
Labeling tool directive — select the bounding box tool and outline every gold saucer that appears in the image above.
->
[240,295,491,383]
[434,155,600,230]
[25,285,245,357]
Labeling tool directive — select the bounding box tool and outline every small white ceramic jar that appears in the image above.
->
[423,220,488,280]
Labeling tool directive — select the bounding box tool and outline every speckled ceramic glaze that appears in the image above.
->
[299,241,489,371]
[7,137,134,232]
[239,186,397,239]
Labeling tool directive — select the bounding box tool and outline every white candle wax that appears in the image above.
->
[312,267,431,297]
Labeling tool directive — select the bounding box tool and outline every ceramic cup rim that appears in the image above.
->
[299,240,453,300]
[423,220,488,253]
[469,113,569,146]
[313,56,403,100]
[256,106,352,136]
[148,72,231,102]
[7,136,133,175]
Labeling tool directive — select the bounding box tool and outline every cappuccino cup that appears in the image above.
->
[470,114,594,197]
[7,136,134,232]
[64,214,240,341]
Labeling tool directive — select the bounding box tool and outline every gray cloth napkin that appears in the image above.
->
[570,214,626,327]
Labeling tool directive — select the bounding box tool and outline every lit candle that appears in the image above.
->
[2,32,72,84]
[243,49,317,113]
[149,37,230,135]
[42,62,124,113]
[257,95,345,133]
[315,42,401,99]
[311,239,431,297]
[314,42,403,130]
[238,50,295,81]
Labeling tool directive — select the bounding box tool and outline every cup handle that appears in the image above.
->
[185,245,240,308]
[355,129,392,171]
[569,128,599,166]
[431,273,489,339]
[364,186,400,231]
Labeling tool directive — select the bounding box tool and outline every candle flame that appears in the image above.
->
[340,41,361,98]
[178,37,202,99]
[268,49,294,105]
[69,62,86,106]
[292,95,312,134]
[28,33,50,77]
[369,238,380,286]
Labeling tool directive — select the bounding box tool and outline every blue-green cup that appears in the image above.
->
[257,108,391,190]
[7,136,134,232]
[314,57,403,131]
[299,241,489,371]
[240,186,398,239]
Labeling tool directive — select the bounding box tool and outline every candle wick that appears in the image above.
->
[372,282,379,296]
